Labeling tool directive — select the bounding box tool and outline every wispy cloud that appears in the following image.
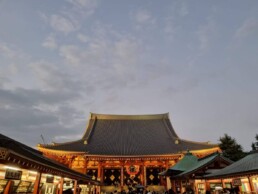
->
[197,18,217,51]
[42,34,58,49]
[65,0,98,17]
[0,42,29,60]
[134,10,153,24]
[164,16,179,41]
[77,33,90,43]
[235,18,258,38]
[131,9,156,30]
[49,14,79,34]
[178,2,189,17]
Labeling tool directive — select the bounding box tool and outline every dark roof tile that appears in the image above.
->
[40,113,218,155]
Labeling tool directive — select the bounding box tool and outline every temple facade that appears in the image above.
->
[37,113,220,192]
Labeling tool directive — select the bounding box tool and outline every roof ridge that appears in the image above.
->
[89,112,169,120]
[179,138,218,146]
[83,116,97,143]
[37,138,82,148]
[198,151,219,161]
[162,118,179,140]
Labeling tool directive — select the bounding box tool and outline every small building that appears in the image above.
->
[160,151,232,194]
[0,134,99,194]
[38,113,220,193]
[205,151,258,193]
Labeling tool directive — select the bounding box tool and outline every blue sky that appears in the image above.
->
[0,0,258,151]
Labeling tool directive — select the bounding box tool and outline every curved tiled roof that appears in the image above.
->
[39,113,218,156]
[0,134,98,184]
[169,152,198,172]
[205,151,258,178]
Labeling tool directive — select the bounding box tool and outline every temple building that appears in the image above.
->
[38,113,220,192]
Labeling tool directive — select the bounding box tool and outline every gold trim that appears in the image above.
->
[38,147,85,155]
[39,147,219,158]
[89,112,170,120]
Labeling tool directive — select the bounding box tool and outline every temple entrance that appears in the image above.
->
[124,166,141,187]
[103,168,121,186]
[86,169,98,181]
[146,168,162,185]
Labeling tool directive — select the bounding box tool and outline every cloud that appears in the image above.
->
[178,2,189,17]
[0,88,78,107]
[164,16,179,41]
[131,9,156,29]
[42,34,58,49]
[0,82,86,147]
[30,60,84,93]
[0,43,30,88]
[59,45,81,65]
[50,14,79,34]
[59,35,145,88]
[65,0,98,17]
[77,33,90,43]
[235,18,258,38]
[0,42,29,60]
[197,18,217,51]
[135,10,152,24]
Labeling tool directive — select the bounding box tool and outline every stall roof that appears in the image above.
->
[205,151,258,179]
[160,152,232,178]
[173,152,232,178]
[0,133,99,184]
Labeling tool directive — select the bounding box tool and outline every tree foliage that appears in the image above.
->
[251,134,258,151]
[219,134,246,161]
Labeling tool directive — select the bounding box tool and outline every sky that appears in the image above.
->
[0,0,258,152]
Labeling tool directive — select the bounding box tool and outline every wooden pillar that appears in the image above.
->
[248,176,254,192]
[205,180,210,192]
[84,158,88,174]
[172,179,176,192]
[121,164,124,187]
[3,180,13,194]
[33,172,42,194]
[101,164,104,184]
[221,179,225,188]
[59,177,64,194]
[97,163,101,179]
[144,166,147,186]
[140,164,144,186]
[98,161,102,183]
[165,160,169,190]
[73,180,77,194]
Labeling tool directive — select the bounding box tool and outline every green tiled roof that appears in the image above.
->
[169,152,198,172]
[205,151,258,178]
[162,152,232,178]
[174,152,220,178]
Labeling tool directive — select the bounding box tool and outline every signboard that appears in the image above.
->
[46,176,54,183]
[5,169,22,180]
[232,178,242,186]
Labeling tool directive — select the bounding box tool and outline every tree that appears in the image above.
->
[251,134,258,150]
[218,134,246,161]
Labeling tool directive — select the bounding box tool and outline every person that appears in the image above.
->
[76,186,82,194]
[205,190,210,194]
[63,188,73,194]
[168,189,175,194]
